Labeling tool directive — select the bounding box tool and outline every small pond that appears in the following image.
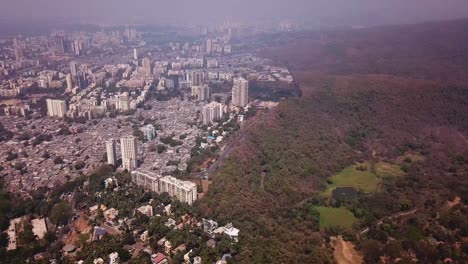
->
[332,187,359,199]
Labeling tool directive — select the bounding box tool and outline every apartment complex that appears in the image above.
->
[231,77,249,107]
[131,170,198,205]
[131,170,160,192]
[198,84,210,101]
[121,135,138,171]
[159,176,198,205]
[46,99,67,117]
[202,102,223,125]
[106,139,117,166]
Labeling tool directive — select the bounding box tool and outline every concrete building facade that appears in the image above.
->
[46,99,67,117]
[106,139,117,166]
[231,77,249,107]
[121,135,137,171]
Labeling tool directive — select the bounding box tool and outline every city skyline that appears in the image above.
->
[2,0,468,27]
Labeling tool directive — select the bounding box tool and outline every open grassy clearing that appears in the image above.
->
[323,161,404,196]
[313,206,358,229]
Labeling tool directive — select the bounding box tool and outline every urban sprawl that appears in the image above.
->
[0,23,295,263]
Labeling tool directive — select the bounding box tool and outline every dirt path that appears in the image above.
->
[447,196,461,208]
[332,236,363,264]
[358,207,419,236]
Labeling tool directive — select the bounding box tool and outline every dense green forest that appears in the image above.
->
[196,19,468,263]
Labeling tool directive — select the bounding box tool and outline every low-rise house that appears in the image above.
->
[103,208,119,222]
[172,244,186,254]
[109,252,119,264]
[137,205,153,217]
[214,223,240,242]
[151,253,168,264]
[31,218,48,240]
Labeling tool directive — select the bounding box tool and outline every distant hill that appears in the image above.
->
[196,19,468,263]
[263,19,468,84]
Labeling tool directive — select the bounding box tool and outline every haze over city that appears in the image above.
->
[2,0,468,26]
[0,0,467,263]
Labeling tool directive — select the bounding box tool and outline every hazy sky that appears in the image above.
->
[2,0,468,26]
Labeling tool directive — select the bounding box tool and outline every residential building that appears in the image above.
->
[152,253,168,264]
[142,57,152,75]
[198,84,210,101]
[186,71,205,86]
[206,39,213,54]
[159,176,198,205]
[131,171,198,205]
[144,124,156,141]
[117,92,130,112]
[133,48,139,60]
[191,86,199,97]
[231,77,249,107]
[121,135,138,171]
[66,74,73,91]
[106,139,117,166]
[70,61,78,77]
[202,102,223,125]
[131,170,161,192]
[46,99,67,117]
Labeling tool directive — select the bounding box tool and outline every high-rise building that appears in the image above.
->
[70,61,78,78]
[118,92,130,112]
[121,135,138,171]
[73,39,82,55]
[202,102,223,125]
[191,86,200,97]
[159,176,198,205]
[198,84,210,101]
[186,71,205,86]
[133,48,139,60]
[206,39,213,54]
[142,57,152,75]
[66,74,73,91]
[13,39,24,62]
[231,77,249,107]
[50,35,65,54]
[144,124,156,141]
[46,99,67,118]
[78,72,88,89]
[106,139,117,166]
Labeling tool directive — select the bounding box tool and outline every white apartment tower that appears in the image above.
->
[142,57,152,75]
[202,102,223,125]
[70,61,78,78]
[121,135,138,171]
[46,99,67,117]
[206,39,213,54]
[198,84,210,101]
[131,171,198,205]
[66,74,73,91]
[159,176,198,205]
[186,71,205,86]
[231,77,249,107]
[106,139,117,166]
[118,92,130,112]
[133,48,139,60]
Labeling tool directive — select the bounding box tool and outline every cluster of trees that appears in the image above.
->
[0,122,13,142]
[197,21,468,262]
[160,135,183,147]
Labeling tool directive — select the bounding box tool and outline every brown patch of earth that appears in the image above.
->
[332,236,363,264]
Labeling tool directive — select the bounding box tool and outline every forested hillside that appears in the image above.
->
[196,19,468,263]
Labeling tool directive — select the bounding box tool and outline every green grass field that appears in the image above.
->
[323,161,404,195]
[374,162,405,177]
[313,206,358,229]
